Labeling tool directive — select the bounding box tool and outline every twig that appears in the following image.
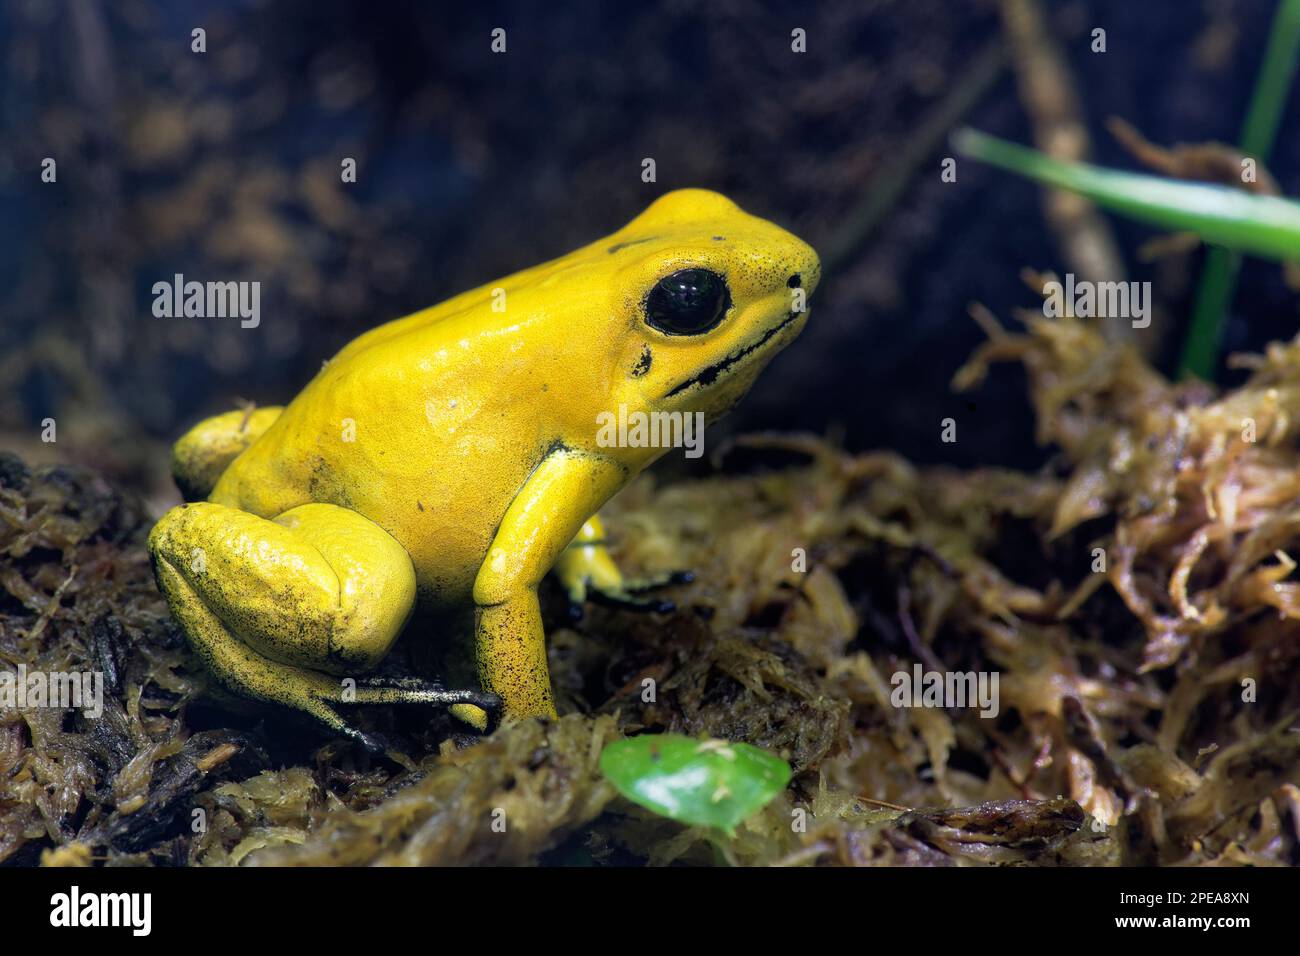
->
[999,0,1130,344]
[819,39,1006,275]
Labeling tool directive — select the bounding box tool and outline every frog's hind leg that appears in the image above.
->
[149,501,499,751]
[554,515,693,619]
[170,405,283,501]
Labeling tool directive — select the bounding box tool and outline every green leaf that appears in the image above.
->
[599,734,792,835]
[952,128,1300,262]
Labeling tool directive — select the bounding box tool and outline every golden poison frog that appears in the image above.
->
[148,189,820,749]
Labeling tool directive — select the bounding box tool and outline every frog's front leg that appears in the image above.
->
[459,446,629,727]
[555,514,693,617]
[149,501,500,751]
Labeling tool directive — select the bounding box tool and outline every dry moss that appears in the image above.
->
[5,310,1300,865]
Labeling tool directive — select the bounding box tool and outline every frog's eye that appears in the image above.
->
[645,269,731,336]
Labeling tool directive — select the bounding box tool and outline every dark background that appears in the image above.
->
[1,0,1297,506]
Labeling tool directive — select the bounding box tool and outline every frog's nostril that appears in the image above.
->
[787,274,802,289]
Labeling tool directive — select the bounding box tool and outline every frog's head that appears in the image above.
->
[596,189,820,425]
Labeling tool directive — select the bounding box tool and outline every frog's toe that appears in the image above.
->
[350,727,389,756]
[350,679,502,731]
[449,703,490,733]
[581,569,692,614]
[296,696,390,755]
[587,588,678,614]
[566,599,586,624]
[456,689,503,732]
[622,569,695,593]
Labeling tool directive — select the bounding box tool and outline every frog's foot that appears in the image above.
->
[555,516,692,620]
[149,501,487,749]
[170,405,283,501]
[584,570,694,615]
[355,676,503,732]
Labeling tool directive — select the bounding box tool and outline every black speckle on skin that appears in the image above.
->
[416,501,424,512]
[712,236,724,241]
[631,346,653,378]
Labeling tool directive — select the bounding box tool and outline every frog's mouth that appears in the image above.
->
[663,309,802,399]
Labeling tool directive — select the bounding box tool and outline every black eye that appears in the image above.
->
[645,269,731,335]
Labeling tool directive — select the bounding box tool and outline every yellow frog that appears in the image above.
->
[148,189,819,750]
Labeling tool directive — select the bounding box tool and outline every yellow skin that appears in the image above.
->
[148,189,819,750]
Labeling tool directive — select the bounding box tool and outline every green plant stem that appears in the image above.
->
[1181,0,1300,379]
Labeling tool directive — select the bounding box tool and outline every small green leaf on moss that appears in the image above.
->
[599,734,792,835]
